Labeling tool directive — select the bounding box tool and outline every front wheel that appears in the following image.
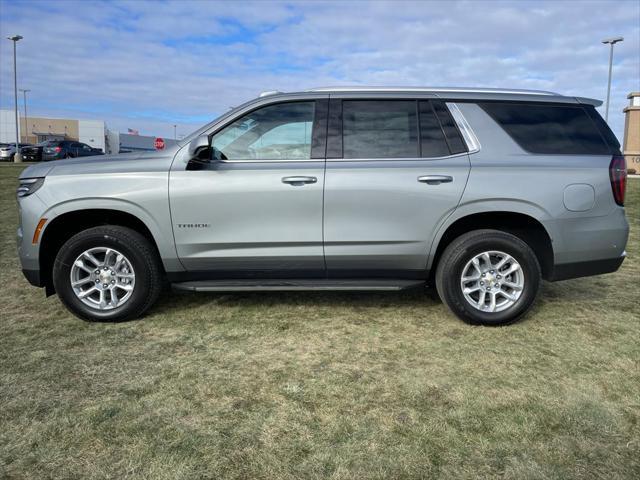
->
[435,229,541,326]
[53,226,163,321]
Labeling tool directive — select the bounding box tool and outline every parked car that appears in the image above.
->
[16,87,628,325]
[20,142,47,162]
[38,140,104,161]
[0,143,33,161]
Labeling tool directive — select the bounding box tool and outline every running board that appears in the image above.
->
[171,279,425,292]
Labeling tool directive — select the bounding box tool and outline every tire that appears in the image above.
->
[53,226,163,322]
[435,229,541,326]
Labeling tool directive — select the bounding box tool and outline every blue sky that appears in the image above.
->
[0,0,638,140]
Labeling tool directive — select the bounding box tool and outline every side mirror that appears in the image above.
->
[188,135,211,161]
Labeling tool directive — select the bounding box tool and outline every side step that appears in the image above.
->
[171,279,425,292]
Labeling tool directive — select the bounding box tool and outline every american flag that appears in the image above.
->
[127,128,139,135]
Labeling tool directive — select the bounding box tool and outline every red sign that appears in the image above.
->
[154,137,165,150]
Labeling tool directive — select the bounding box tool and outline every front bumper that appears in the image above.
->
[22,268,43,287]
[22,153,41,161]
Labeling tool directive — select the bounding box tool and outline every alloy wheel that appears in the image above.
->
[460,250,525,313]
[69,247,136,310]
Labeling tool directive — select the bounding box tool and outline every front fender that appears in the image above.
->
[33,171,183,272]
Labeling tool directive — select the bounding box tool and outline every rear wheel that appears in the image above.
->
[53,226,162,321]
[435,229,541,326]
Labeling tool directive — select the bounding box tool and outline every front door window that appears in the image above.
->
[211,102,315,161]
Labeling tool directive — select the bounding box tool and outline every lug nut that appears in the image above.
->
[497,275,501,279]
[487,287,491,291]
[111,271,115,275]
[495,283,499,287]
[480,281,484,286]
[103,283,108,288]
[95,269,100,274]
[95,279,100,283]
[482,273,486,277]
[111,280,115,284]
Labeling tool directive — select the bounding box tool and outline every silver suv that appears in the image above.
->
[16,87,629,325]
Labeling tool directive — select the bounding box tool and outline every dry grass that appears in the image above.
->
[0,164,638,479]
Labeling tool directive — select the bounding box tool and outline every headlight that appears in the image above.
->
[17,177,45,198]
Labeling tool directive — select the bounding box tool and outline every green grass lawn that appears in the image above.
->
[0,164,638,479]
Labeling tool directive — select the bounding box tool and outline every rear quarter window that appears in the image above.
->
[479,102,613,155]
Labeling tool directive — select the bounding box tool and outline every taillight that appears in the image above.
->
[609,155,627,206]
[54,146,62,153]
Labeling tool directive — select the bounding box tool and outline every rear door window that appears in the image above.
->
[479,102,612,155]
[430,101,467,154]
[342,100,418,159]
[418,101,456,157]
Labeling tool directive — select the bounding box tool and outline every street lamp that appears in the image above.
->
[19,88,30,144]
[602,36,624,123]
[7,34,23,162]
[173,124,177,140]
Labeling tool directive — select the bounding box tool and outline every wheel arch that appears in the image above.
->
[429,210,554,281]
[39,208,166,294]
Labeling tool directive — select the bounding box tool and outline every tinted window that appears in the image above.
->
[211,102,315,160]
[418,102,450,157]
[430,101,467,154]
[342,100,418,158]
[480,102,611,155]
[584,105,621,153]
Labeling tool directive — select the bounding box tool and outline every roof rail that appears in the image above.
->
[305,86,559,96]
[259,90,283,97]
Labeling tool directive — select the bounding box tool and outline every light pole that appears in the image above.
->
[7,34,23,162]
[19,88,30,144]
[602,36,624,122]
[173,124,177,140]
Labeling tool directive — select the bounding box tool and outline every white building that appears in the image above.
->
[0,109,106,152]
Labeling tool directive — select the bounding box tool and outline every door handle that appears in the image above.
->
[282,176,317,186]
[418,175,453,185]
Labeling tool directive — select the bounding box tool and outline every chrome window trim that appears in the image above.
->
[326,152,470,163]
[446,102,481,154]
[216,158,323,164]
[215,151,470,164]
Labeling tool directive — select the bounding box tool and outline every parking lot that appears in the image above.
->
[1,164,638,479]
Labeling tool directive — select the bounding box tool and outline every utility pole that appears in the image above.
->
[19,88,30,143]
[7,34,23,162]
[602,36,624,122]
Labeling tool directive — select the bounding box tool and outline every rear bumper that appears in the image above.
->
[549,253,626,281]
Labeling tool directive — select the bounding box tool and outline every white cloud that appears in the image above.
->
[0,0,638,139]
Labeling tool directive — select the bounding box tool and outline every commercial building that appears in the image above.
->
[114,132,178,152]
[0,110,177,154]
[0,110,106,152]
[622,92,640,173]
